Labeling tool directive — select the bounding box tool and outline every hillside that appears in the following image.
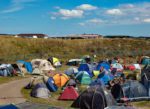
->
[0,36,149,63]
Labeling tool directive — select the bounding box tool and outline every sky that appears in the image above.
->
[0,0,150,36]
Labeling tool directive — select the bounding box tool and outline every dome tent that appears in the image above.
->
[30,83,50,99]
[71,86,116,109]
[75,71,92,85]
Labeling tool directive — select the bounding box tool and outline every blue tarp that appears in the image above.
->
[46,77,58,92]
[96,62,110,71]
[78,64,93,77]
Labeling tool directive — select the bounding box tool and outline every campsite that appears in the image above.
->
[0,37,149,109]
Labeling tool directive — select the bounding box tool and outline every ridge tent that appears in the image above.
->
[31,83,50,98]
[78,64,93,77]
[75,71,91,85]
[71,86,116,109]
[58,86,79,100]
[65,67,78,76]
[53,73,69,87]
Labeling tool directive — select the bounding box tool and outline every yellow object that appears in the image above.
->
[93,70,100,77]
[53,73,69,87]
[53,57,59,64]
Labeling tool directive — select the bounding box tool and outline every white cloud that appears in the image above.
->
[87,18,103,24]
[1,6,23,13]
[0,0,36,14]
[79,23,85,26]
[143,18,150,23]
[106,9,123,15]
[76,4,98,11]
[58,9,84,19]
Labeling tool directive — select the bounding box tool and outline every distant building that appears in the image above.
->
[50,34,103,39]
[15,33,48,39]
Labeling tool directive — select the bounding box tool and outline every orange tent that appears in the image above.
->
[53,73,69,87]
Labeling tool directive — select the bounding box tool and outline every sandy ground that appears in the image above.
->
[0,78,30,105]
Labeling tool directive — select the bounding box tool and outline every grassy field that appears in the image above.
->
[0,76,24,84]
[0,36,149,63]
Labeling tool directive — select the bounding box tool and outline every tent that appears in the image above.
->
[96,62,110,71]
[75,71,92,85]
[31,59,55,72]
[93,70,100,77]
[89,79,104,87]
[0,104,19,109]
[17,60,33,73]
[71,86,116,109]
[140,56,150,65]
[111,80,148,101]
[65,67,78,76]
[0,64,15,76]
[58,86,79,100]
[111,63,123,72]
[45,77,58,92]
[141,65,150,96]
[66,59,82,66]
[53,73,69,87]
[78,64,93,77]
[31,83,50,98]
[32,68,43,75]
[48,57,61,67]
[97,71,114,85]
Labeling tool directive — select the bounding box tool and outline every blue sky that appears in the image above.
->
[0,0,150,36]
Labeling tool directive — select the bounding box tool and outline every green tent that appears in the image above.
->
[75,71,91,85]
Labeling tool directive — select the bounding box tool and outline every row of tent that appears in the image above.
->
[0,57,61,77]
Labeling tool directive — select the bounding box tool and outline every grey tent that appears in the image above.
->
[71,86,116,109]
[141,65,150,96]
[31,83,50,98]
[111,80,148,102]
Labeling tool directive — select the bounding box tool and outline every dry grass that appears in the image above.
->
[0,36,149,63]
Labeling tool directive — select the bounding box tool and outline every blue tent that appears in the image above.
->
[17,60,33,73]
[0,104,18,109]
[97,72,114,85]
[78,64,93,77]
[89,79,104,87]
[46,77,58,92]
[96,62,110,71]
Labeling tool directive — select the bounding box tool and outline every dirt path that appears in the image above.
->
[0,78,30,105]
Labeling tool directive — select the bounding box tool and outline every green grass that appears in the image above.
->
[22,88,74,108]
[132,101,150,109]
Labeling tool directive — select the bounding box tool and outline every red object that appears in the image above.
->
[128,65,135,71]
[58,86,79,100]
